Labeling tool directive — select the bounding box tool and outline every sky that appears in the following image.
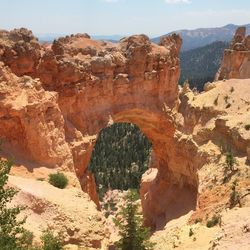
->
[1,0,250,37]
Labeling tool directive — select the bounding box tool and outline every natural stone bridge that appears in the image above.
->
[0,29,201,228]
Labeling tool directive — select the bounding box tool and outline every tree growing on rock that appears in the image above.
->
[223,150,237,183]
[0,157,33,250]
[225,151,236,172]
[114,190,154,250]
[40,230,63,250]
[229,180,241,208]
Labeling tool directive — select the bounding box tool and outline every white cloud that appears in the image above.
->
[165,0,191,4]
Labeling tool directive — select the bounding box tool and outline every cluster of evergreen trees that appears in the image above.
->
[87,123,152,199]
[180,41,229,91]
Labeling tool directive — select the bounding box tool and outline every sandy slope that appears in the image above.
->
[151,79,250,250]
[8,175,108,249]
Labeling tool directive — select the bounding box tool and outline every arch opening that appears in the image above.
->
[87,122,153,200]
[78,108,199,230]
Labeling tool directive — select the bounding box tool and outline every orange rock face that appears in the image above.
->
[216,26,250,80]
[0,28,41,76]
[0,28,203,229]
[0,63,73,170]
[1,27,250,249]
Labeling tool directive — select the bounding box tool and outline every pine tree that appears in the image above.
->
[225,151,236,172]
[0,157,33,250]
[88,123,152,198]
[114,190,154,250]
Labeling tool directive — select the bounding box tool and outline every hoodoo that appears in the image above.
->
[216,26,250,80]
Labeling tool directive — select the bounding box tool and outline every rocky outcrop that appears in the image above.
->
[0,62,73,170]
[151,78,250,249]
[1,28,195,230]
[0,28,41,76]
[178,79,250,161]
[1,28,249,246]
[216,27,250,80]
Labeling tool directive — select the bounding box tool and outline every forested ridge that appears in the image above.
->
[88,123,152,199]
[180,41,229,91]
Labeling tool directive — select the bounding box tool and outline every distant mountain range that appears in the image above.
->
[36,24,249,91]
[37,24,250,51]
[180,41,229,90]
[152,24,250,51]
[36,33,124,43]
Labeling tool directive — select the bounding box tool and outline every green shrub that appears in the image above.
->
[41,230,63,250]
[189,228,194,237]
[107,198,117,212]
[19,230,34,249]
[49,172,68,189]
[245,124,250,131]
[194,218,202,224]
[225,151,236,173]
[37,177,45,181]
[105,211,110,218]
[206,215,220,228]
[223,176,229,183]
[103,203,109,210]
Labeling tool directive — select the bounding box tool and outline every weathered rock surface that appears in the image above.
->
[0,28,41,76]
[0,62,74,170]
[1,28,192,229]
[150,79,250,249]
[151,206,250,250]
[216,26,250,80]
[8,175,107,248]
[0,28,250,248]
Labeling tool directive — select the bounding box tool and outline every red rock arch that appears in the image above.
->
[74,107,198,229]
[0,28,199,229]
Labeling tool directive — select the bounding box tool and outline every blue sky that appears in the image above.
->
[1,0,250,36]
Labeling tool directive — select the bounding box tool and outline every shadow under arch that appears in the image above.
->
[79,108,198,230]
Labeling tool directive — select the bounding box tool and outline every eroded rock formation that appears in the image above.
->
[0,28,250,247]
[0,62,74,170]
[1,28,199,230]
[152,79,250,249]
[216,26,250,80]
